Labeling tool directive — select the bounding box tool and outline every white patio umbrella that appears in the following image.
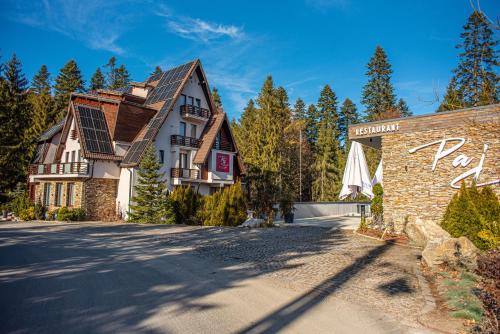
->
[372,159,383,186]
[339,141,374,200]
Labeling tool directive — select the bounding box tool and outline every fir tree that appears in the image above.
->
[105,56,117,88]
[312,84,342,201]
[396,98,412,117]
[28,65,53,140]
[53,60,84,125]
[0,54,33,191]
[361,46,397,121]
[211,87,222,109]
[305,103,319,146]
[89,68,105,91]
[453,11,499,106]
[338,98,359,150]
[112,65,130,90]
[437,76,465,112]
[233,99,258,163]
[293,98,306,120]
[128,145,169,224]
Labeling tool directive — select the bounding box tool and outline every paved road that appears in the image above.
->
[0,222,434,334]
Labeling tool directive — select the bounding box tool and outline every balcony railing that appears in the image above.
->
[29,162,89,176]
[170,135,201,148]
[214,139,233,152]
[171,168,200,180]
[180,104,210,119]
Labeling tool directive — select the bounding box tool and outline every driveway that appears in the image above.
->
[0,222,434,334]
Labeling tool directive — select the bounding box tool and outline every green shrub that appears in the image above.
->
[441,182,499,251]
[170,186,203,225]
[371,184,383,225]
[47,208,59,221]
[200,182,247,227]
[19,207,35,221]
[442,272,484,322]
[56,207,86,221]
[358,216,368,232]
[8,192,31,216]
[34,200,46,220]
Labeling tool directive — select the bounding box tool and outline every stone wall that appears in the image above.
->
[382,120,499,231]
[33,180,84,211]
[82,178,118,221]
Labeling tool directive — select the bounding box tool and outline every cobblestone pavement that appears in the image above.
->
[0,221,430,333]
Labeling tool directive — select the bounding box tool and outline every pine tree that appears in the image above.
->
[305,103,319,146]
[212,87,222,108]
[453,11,499,106]
[312,84,342,201]
[396,98,412,117]
[89,68,105,91]
[293,98,306,120]
[53,60,84,125]
[338,98,359,150]
[28,65,53,140]
[105,56,117,89]
[437,76,465,112]
[111,65,130,90]
[0,54,33,191]
[361,46,397,121]
[233,99,258,163]
[128,145,169,224]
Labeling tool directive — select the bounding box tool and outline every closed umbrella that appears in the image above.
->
[339,141,374,200]
[372,159,383,186]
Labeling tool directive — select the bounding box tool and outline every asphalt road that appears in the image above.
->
[0,222,433,334]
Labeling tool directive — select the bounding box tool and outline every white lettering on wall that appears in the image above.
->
[355,123,400,136]
[408,138,500,189]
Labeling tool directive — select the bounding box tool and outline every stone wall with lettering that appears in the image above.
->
[382,120,500,231]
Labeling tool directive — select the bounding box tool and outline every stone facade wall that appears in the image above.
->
[382,121,500,231]
[33,180,84,212]
[82,178,118,221]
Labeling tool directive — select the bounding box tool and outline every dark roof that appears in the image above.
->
[121,60,198,166]
[39,119,64,142]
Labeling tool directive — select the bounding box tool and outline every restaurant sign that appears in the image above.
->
[355,123,400,136]
[409,138,499,189]
[216,153,230,173]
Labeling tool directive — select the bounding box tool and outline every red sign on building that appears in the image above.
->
[216,153,230,173]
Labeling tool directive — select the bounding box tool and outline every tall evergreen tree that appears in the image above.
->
[128,145,170,224]
[89,68,105,91]
[396,98,412,117]
[111,65,130,90]
[305,103,320,146]
[0,54,33,191]
[453,11,499,106]
[53,60,84,125]
[105,56,117,88]
[28,65,53,139]
[361,46,397,121]
[312,85,342,201]
[338,98,359,150]
[293,98,306,120]
[211,87,222,109]
[437,76,465,112]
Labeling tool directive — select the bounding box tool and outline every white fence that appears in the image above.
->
[290,202,371,219]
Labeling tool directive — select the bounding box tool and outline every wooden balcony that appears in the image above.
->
[180,104,210,121]
[171,168,200,180]
[170,135,200,148]
[29,162,89,177]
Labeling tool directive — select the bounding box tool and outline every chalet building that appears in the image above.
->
[28,60,245,220]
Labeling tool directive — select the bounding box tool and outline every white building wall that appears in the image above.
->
[92,160,121,179]
[116,167,137,219]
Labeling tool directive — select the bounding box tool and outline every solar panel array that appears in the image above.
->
[76,105,114,154]
[122,61,195,165]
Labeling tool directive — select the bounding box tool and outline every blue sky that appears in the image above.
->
[1,0,498,120]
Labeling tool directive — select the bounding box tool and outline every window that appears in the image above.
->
[215,132,221,150]
[181,94,187,105]
[159,150,165,164]
[71,150,76,162]
[77,150,81,162]
[54,183,63,206]
[67,183,75,207]
[65,152,70,163]
[43,183,51,206]
[188,96,194,106]
[195,98,201,108]
[179,122,186,136]
[190,124,197,138]
[179,153,188,169]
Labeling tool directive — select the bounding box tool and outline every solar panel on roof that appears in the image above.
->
[76,105,114,155]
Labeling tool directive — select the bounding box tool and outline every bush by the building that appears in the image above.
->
[199,182,247,226]
[371,183,383,225]
[441,182,499,251]
[19,207,35,220]
[56,207,86,221]
[169,186,202,225]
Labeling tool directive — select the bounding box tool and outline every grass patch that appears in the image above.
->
[441,272,484,322]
